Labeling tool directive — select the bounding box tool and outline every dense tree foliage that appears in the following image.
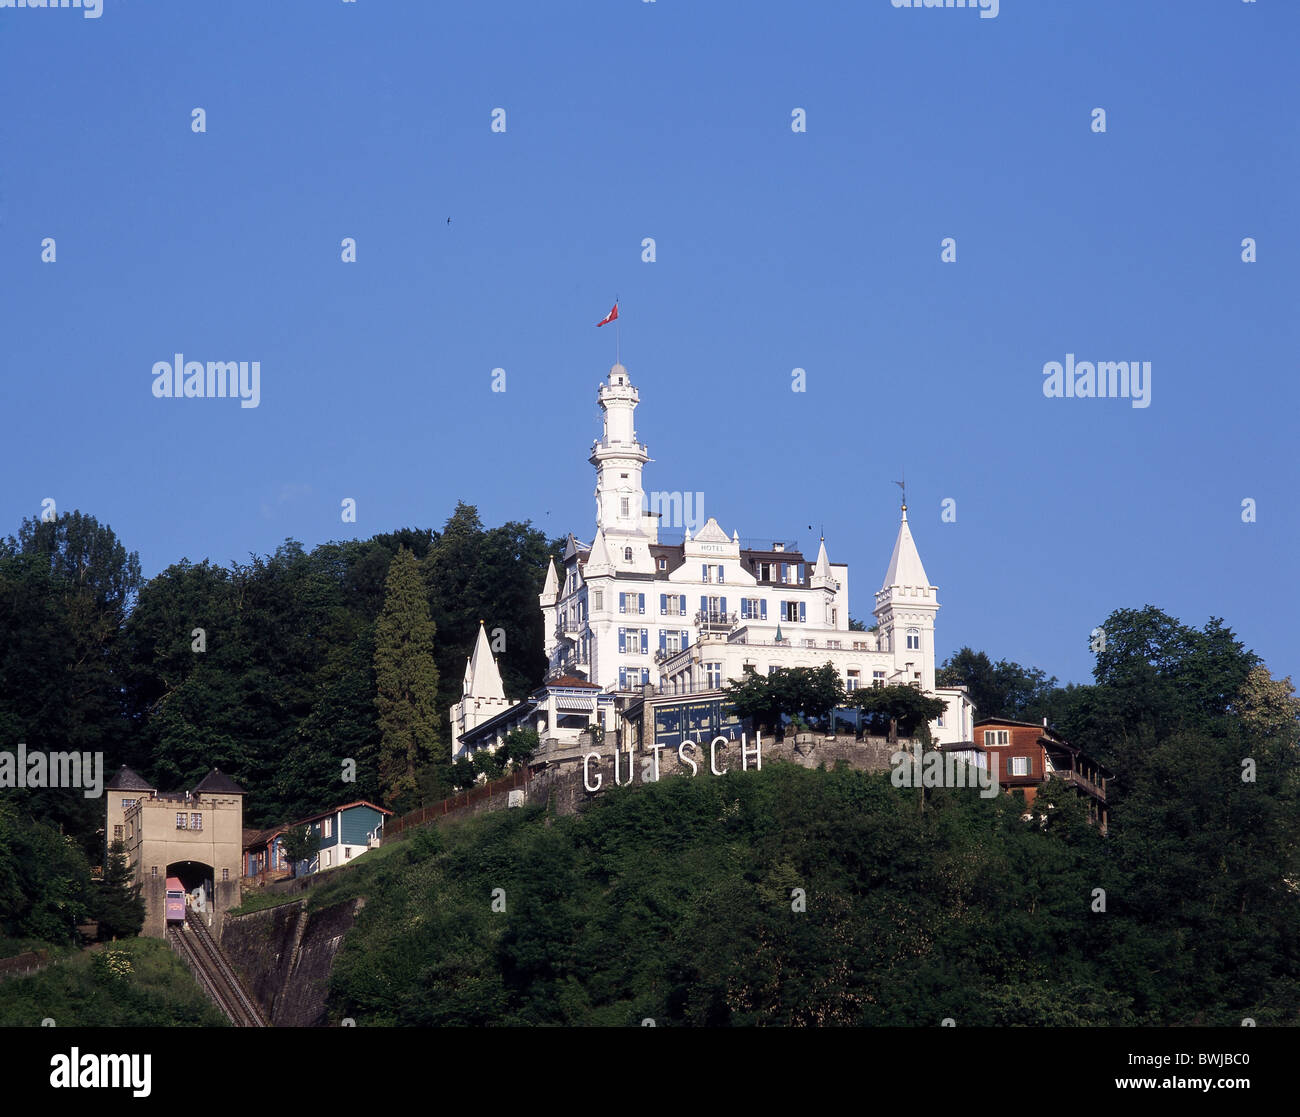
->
[936,647,1058,722]
[723,663,846,736]
[374,549,442,808]
[0,505,557,871]
[851,684,947,743]
[328,742,1299,1026]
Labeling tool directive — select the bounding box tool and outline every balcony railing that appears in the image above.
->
[694,610,737,632]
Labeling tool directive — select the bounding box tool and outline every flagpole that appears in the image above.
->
[616,295,621,365]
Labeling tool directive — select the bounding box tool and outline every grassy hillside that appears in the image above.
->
[0,938,228,1027]
[326,761,1299,1027]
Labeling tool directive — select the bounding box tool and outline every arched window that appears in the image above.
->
[906,628,920,651]
[624,547,633,562]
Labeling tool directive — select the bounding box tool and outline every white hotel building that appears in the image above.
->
[451,362,975,758]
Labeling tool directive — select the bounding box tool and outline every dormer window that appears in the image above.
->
[658,557,667,571]
[624,547,633,562]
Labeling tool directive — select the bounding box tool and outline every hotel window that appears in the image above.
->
[1009,756,1030,777]
[176,813,187,829]
[113,825,123,841]
[624,547,633,562]
[222,868,229,881]
[592,589,603,610]
[756,562,774,581]
[937,711,945,727]
[984,729,1010,746]
[705,662,723,689]
[190,813,202,831]
[827,640,841,649]
[768,665,778,676]
[121,798,135,810]
[873,670,886,687]
[782,601,804,623]
[906,629,920,651]
[658,557,667,571]
[621,497,630,518]
[740,598,766,621]
[662,631,680,654]
[324,818,333,839]
[802,639,816,648]
[661,593,686,616]
[846,670,860,691]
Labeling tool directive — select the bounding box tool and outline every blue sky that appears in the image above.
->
[2,0,1297,687]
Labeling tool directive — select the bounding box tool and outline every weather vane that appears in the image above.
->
[894,471,907,510]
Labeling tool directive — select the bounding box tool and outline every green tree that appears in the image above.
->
[852,685,947,743]
[496,728,538,771]
[374,548,441,809]
[936,647,1057,722]
[92,840,144,940]
[280,825,321,878]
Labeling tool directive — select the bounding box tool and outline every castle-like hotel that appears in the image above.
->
[451,363,975,759]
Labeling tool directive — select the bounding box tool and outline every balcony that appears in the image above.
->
[1051,768,1107,803]
[694,610,737,634]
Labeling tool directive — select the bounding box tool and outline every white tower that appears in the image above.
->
[590,363,656,541]
[873,504,940,692]
[449,621,513,759]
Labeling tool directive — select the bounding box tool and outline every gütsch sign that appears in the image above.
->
[583,733,764,792]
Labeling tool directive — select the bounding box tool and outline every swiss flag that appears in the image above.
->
[596,302,619,327]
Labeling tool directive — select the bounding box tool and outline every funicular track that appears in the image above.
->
[168,910,266,1027]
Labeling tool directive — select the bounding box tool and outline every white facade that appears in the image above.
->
[449,622,514,760]
[531,361,976,745]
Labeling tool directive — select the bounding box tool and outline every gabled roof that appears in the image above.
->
[693,517,731,543]
[106,765,155,791]
[193,769,246,795]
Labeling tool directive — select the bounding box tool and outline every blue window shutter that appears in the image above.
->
[760,600,767,620]
[782,563,788,582]
[660,593,667,613]
[721,597,727,616]
[679,594,686,614]
[659,630,666,651]
[638,593,645,614]
[780,600,785,619]
[700,596,707,614]
[641,628,648,652]
[799,601,806,622]
[618,629,626,653]
[740,600,748,620]
[620,667,627,689]
[681,630,689,648]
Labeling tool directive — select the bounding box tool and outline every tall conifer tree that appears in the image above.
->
[374,548,441,808]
